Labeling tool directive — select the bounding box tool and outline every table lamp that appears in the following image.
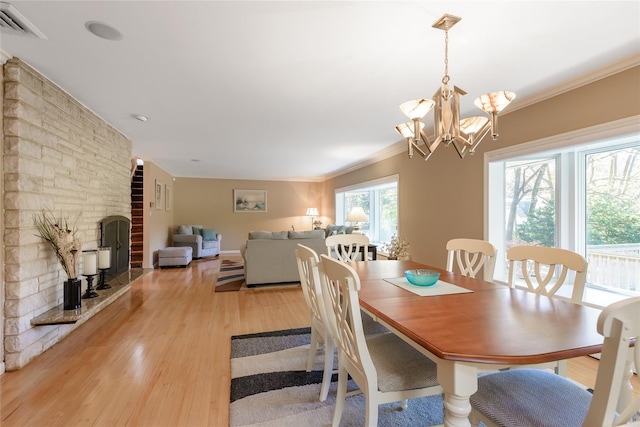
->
[345,207,368,234]
[305,207,319,230]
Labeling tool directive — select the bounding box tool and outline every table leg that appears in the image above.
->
[437,360,478,427]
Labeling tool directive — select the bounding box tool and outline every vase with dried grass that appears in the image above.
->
[33,209,82,310]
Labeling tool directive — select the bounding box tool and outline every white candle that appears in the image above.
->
[98,247,111,269]
[82,250,97,276]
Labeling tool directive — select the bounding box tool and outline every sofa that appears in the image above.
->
[320,223,355,237]
[173,225,221,258]
[240,230,326,286]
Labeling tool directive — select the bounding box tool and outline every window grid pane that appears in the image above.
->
[492,140,640,299]
[585,146,640,293]
[336,180,398,245]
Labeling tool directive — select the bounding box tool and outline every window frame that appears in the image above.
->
[484,116,640,306]
[335,174,399,245]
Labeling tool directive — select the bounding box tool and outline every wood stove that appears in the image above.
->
[100,215,131,276]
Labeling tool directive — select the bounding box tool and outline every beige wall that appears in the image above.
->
[143,161,174,268]
[2,59,132,370]
[323,66,640,269]
[173,178,324,250]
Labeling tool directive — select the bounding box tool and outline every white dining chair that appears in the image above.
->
[446,238,497,282]
[507,245,589,376]
[318,254,442,427]
[469,296,640,427]
[295,244,335,402]
[507,245,588,304]
[295,244,388,402]
[325,233,371,262]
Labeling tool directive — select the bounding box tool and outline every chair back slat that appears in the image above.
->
[507,245,588,304]
[326,234,371,262]
[446,238,497,282]
[318,254,375,386]
[295,244,328,332]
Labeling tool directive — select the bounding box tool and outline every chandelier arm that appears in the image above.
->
[451,137,470,159]
[407,138,414,158]
[490,111,499,140]
[420,130,443,161]
[419,129,433,145]
[469,120,492,148]
[411,141,428,158]
[460,119,492,146]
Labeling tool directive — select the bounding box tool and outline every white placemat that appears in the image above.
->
[384,277,473,297]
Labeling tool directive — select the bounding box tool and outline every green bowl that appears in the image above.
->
[404,269,440,287]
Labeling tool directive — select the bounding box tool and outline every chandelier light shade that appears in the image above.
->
[396,13,516,160]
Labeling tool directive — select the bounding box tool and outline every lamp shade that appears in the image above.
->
[395,121,424,139]
[305,207,319,216]
[474,91,516,113]
[345,207,369,223]
[399,99,435,120]
[459,116,489,135]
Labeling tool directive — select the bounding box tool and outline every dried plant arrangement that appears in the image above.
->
[33,209,82,279]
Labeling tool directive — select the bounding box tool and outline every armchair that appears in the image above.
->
[173,225,221,258]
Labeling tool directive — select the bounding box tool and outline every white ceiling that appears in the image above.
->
[1,1,639,181]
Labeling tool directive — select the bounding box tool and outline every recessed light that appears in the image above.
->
[132,114,148,122]
[190,159,200,162]
[85,21,123,41]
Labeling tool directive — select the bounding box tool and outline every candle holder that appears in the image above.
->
[96,268,111,290]
[81,249,99,299]
[82,273,99,299]
[96,246,112,290]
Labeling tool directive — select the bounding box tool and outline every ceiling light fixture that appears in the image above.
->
[132,114,147,122]
[396,14,516,160]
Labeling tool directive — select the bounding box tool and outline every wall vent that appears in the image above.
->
[0,2,46,39]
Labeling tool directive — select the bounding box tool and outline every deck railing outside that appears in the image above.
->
[586,244,640,293]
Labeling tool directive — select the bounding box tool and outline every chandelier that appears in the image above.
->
[396,14,516,160]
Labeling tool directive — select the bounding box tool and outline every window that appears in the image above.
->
[335,175,398,245]
[486,118,640,306]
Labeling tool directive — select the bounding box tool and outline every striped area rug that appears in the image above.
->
[229,328,446,426]
[216,258,245,292]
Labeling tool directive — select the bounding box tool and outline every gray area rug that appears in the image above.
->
[216,258,245,292]
[230,328,445,426]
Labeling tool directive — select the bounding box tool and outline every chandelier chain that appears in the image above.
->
[442,29,450,85]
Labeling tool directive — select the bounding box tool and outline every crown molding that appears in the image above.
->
[507,54,640,114]
[326,55,640,181]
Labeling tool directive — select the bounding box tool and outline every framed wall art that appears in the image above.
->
[165,186,172,211]
[234,189,267,212]
[155,180,163,210]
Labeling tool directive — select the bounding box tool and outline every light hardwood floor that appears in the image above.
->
[1,256,638,426]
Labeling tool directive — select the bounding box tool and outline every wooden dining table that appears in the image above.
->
[349,259,605,427]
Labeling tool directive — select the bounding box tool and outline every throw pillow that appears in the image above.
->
[192,227,203,237]
[289,230,325,239]
[202,228,217,241]
[177,225,192,235]
[325,224,339,237]
[249,231,273,240]
[270,231,289,240]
